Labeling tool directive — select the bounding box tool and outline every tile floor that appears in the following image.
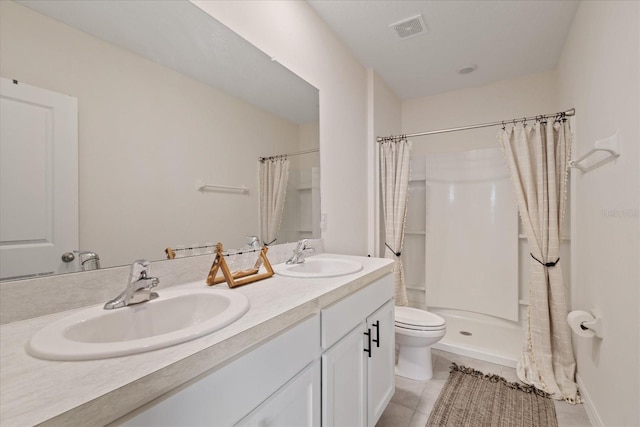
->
[376,349,592,427]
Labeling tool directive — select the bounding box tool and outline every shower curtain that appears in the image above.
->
[498,119,579,403]
[380,139,411,306]
[259,156,290,246]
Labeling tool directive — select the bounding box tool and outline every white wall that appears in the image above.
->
[402,71,559,155]
[557,1,640,426]
[192,0,369,255]
[297,121,320,171]
[0,1,300,268]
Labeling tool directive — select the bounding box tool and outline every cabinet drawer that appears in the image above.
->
[321,274,393,349]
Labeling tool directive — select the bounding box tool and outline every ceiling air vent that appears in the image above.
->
[389,15,427,40]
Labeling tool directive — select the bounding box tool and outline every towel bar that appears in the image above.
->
[569,132,620,173]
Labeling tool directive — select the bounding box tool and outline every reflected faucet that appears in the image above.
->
[286,239,315,264]
[246,235,262,251]
[75,251,101,271]
[104,260,159,310]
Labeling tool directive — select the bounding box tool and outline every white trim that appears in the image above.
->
[576,374,604,427]
[432,342,518,368]
[366,68,377,257]
[570,117,578,311]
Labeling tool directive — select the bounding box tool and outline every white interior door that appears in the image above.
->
[0,78,78,280]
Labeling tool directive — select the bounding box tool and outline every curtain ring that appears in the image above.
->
[501,121,506,130]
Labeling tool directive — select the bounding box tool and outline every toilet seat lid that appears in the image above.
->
[395,307,445,328]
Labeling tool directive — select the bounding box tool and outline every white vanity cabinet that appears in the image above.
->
[118,314,321,427]
[321,275,395,427]
[116,272,394,427]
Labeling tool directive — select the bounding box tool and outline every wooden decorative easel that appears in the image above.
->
[206,243,274,288]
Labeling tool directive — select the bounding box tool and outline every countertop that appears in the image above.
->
[0,254,394,426]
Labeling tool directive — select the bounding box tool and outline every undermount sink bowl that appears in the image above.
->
[26,287,250,361]
[275,257,363,278]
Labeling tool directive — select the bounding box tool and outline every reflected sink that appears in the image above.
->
[275,257,363,278]
[26,287,250,361]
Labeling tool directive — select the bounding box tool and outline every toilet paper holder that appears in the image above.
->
[579,316,603,338]
[568,310,604,339]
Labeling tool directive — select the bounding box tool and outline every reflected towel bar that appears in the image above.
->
[195,179,249,194]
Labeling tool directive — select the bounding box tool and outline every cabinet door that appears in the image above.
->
[236,360,321,427]
[322,325,366,427]
[366,300,395,427]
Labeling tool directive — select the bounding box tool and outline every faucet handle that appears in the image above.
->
[129,259,151,282]
[296,239,310,251]
[246,235,262,250]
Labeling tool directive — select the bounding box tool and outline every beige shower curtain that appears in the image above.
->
[498,119,579,403]
[259,156,290,246]
[380,139,411,306]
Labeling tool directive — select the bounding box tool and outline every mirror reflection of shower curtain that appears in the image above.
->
[424,148,518,321]
[259,157,290,246]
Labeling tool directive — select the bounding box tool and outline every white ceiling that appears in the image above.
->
[17,0,319,124]
[307,0,580,100]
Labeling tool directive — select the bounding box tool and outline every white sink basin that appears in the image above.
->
[275,257,363,278]
[26,287,250,361]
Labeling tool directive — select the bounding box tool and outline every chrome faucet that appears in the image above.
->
[104,260,159,310]
[286,239,315,264]
[246,235,262,251]
[75,250,101,271]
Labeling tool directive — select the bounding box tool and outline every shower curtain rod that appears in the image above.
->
[258,148,319,162]
[376,108,575,142]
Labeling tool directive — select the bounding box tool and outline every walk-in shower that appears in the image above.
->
[404,147,523,366]
[381,109,573,368]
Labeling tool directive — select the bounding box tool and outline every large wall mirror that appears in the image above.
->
[0,0,320,281]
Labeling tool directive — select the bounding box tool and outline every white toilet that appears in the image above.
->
[395,306,446,380]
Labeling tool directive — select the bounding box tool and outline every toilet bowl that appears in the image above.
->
[395,306,446,380]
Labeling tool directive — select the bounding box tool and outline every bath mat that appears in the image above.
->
[426,363,558,427]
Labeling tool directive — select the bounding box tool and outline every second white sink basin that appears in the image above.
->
[26,287,250,361]
[275,257,363,278]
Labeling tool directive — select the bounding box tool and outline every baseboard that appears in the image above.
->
[432,342,518,368]
[576,374,604,427]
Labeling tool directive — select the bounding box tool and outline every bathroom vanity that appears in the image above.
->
[0,254,394,426]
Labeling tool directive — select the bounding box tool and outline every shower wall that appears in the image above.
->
[279,166,320,244]
[424,148,518,321]
[405,151,523,366]
[405,150,571,366]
